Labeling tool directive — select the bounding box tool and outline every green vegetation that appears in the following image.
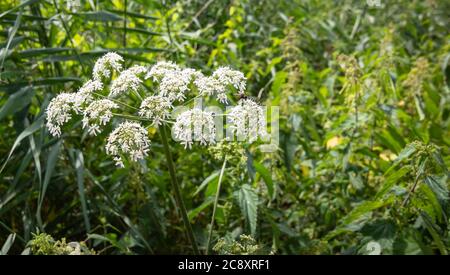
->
[0,0,449,255]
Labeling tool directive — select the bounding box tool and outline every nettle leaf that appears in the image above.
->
[235,184,258,236]
[376,165,410,199]
[424,175,449,205]
[342,197,394,226]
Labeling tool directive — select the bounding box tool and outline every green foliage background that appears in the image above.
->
[0,0,449,254]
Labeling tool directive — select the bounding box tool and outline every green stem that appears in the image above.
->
[206,157,227,255]
[159,125,199,254]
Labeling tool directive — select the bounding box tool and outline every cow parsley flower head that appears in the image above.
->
[159,70,193,102]
[93,52,124,80]
[138,95,173,126]
[46,93,77,137]
[105,121,150,167]
[145,61,180,81]
[75,79,103,107]
[82,99,118,136]
[228,99,268,143]
[212,66,246,94]
[173,108,216,148]
[194,76,227,103]
[110,66,144,98]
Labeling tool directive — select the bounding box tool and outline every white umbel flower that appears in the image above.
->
[145,61,180,81]
[173,108,216,148]
[228,99,268,143]
[46,93,77,137]
[105,121,150,167]
[159,70,192,102]
[194,76,227,103]
[109,65,144,98]
[93,52,124,80]
[75,79,103,108]
[82,99,118,136]
[138,95,173,126]
[212,66,246,94]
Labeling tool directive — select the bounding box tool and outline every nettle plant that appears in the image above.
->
[45,52,269,254]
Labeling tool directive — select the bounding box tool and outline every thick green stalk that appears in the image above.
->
[205,157,227,255]
[159,125,199,255]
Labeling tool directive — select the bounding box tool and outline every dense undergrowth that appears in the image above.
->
[0,0,449,255]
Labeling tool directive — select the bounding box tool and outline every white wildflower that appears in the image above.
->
[212,66,246,94]
[159,70,192,102]
[82,99,118,136]
[138,95,173,126]
[110,66,144,98]
[173,108,216,148]
[92,52,124,80]
[228,99,268,143]
[194,76,227,103]
[46,93,77,137]
[145,61,180,81]
[75,79,103,108]
[105,121,150,167]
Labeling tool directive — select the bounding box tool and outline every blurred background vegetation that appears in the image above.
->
[0,0,449,254]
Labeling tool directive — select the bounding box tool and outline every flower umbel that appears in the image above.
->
[46,92,77,137]
[110,65,145,98]
[92,52,124,80]
[82,99,119,135]
[138,95,173,126]
[105,121,150,167]
[228,99,268,143]
[212,66,246,94]
[194,76,228,103]
[173,108,216,148]
[145,61,180,81]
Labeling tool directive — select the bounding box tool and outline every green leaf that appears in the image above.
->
[253,162,274,199]
[0,0,39,19]
[376,166,410,199]
[424,175,448,204]
[0,233,16,255]
[188,196,214,220]
[0,8,22,70]
[420,212,448,255]
[0,87,34,121]
[193,170,219,196]
[73,11,123,22]
[342,197,394,225]
[235,184,258,236]
[36,140,62,228]
[0,116,44,174]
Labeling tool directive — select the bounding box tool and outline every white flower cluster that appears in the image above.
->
[110,65,146,98]
[212,66,246,94]
[173,108,216,148]
[105,121,150,167]
[194,76,227,103]
[93,52,124,80]
[145,61,180,81]
[138,95,173,126]
[147,63,203,102]
[46,52,263,167]
[228,99,268,143]
[46,93,78,137]
[82,99,119,136]
[75,79,103,107]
